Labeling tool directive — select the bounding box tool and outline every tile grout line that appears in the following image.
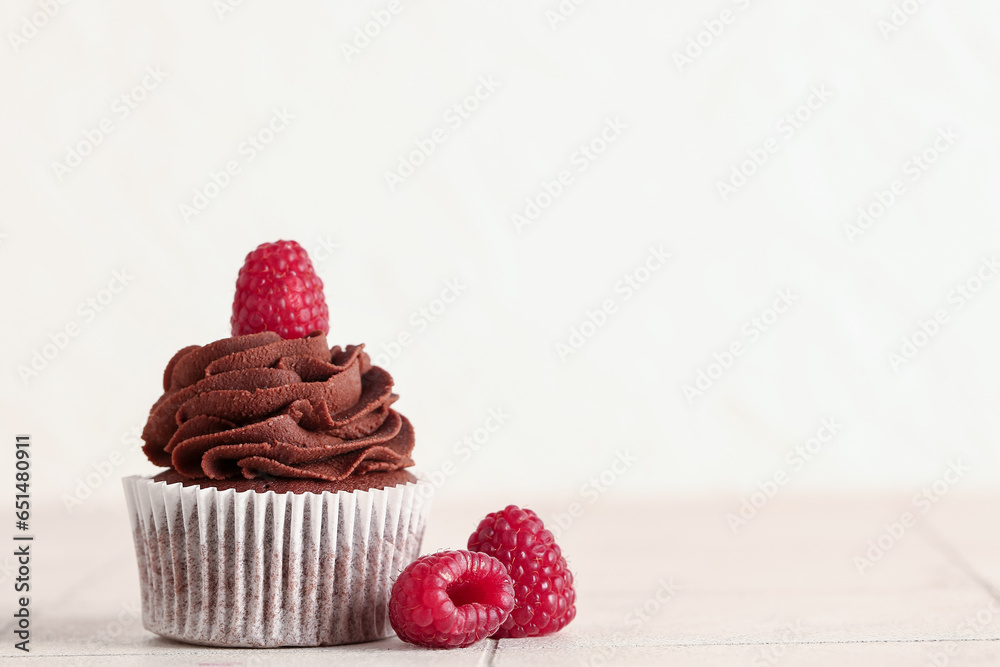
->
[477,638,499,666]
[468,637,1000,653]
[919,522,1000,602]
[12,637,1000,659]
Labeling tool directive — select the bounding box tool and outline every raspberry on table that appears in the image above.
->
[230,240,329,339]
[389,550,515,649]
[468,505,576,638]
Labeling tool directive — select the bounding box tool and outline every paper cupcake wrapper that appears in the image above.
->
[122,475,433,648]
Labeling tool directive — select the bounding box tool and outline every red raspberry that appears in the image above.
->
[468,505,576,638]
[230,240,329,339]
[389,550,515,649]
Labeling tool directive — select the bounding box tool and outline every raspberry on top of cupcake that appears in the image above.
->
[140,240,415,493]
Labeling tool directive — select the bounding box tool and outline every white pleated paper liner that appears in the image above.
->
[122,474,433,648]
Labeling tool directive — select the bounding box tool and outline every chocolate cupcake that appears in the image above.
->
[122,241,432,647]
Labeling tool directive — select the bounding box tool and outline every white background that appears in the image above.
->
[1,0,999,512]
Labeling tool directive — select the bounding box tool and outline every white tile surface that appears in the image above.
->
[2,493,998,665]
[493,640,1000,667]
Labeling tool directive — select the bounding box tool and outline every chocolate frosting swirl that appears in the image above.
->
[141,331,415,482]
